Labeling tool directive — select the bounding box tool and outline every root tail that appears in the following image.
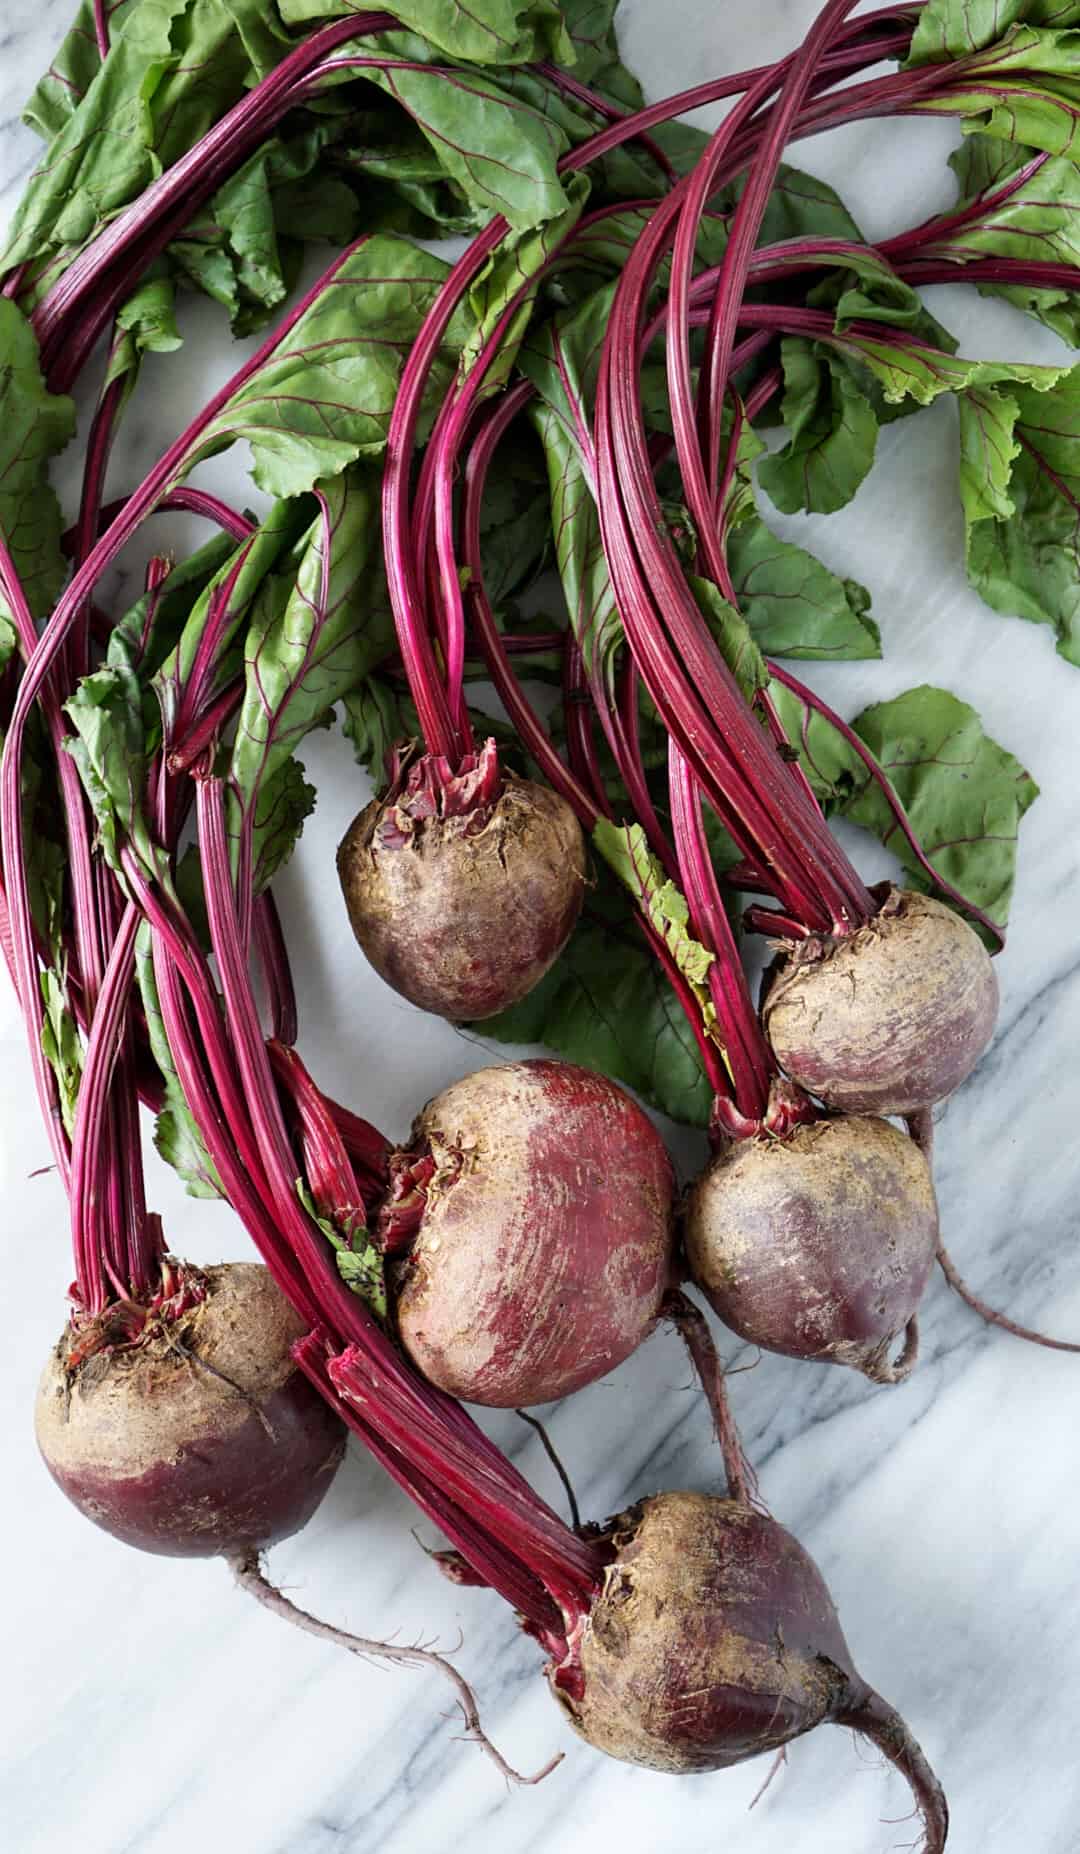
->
[227,1552,562,1786]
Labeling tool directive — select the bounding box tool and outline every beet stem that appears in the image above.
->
[837,1686,949,1854]
[514,1411,581,1532]
[664,1288,759,1507]
[227,1552,563,1787]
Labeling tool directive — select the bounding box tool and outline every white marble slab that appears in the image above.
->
[2,3,1080,1851]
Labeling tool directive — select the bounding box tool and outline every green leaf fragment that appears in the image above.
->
[40,967,83,1140]
[296,1180,387,1319]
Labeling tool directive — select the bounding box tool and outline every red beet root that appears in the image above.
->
[764,888,998,1116]
[550,1493,947,1849]
[337,742,586,1021]
[684,1112,938,1382]
[383,1060,675,1406]
[36,1264,345,1558]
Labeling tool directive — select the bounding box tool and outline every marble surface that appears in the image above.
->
[3,3,1080,1850]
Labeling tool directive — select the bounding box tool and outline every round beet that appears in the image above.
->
[337,765,586,1022]
[549,1493,947,1849]
[763,887,998,1115]
[387,1060,674,1406]
[36,1263,345,1558]
[684,1114,938,1381]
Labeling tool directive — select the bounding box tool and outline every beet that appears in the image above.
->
[36,1264,345,1558]
[337,747,586,1022]
[684,1113,938,1381]
[550,1493,947,1849]
[763,887,998,1116]
[385,1059,675,1406]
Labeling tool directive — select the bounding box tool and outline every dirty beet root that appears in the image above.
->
[763,887,998,1116]
[684,1111,938,1382]
[381,1059,675,1406]
[36,1264,345,1557]
[337,740,586,1021]
[549,1493,947,1848]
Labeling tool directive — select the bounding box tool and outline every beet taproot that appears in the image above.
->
[384,1060,675,1406]
[549,1492,947,1849]
[338,747,586,1022]
[36,1264,344,1558]
[684,1112,937,1381]
[763,887,998,1116]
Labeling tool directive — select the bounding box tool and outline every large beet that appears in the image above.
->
[387,1060,675,1406]
[36,1264,345,1558]
[337,749,586,1021]
[550,1493,947,1848]
[763,887,998,1116]
[684,1113,938,1381]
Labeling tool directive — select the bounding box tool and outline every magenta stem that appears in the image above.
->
[766,663,1006,950]
[668,742,773,1120]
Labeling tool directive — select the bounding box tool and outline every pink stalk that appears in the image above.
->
[254,892,298,1047]
[766,663,1006,950]
[668,742,773,1121]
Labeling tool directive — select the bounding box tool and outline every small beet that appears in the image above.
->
[35,1263,345,1558]
[550,1492,947,1849]
[387,1060,675,1406]
[337,743,586,1021]
[684,1113,938,1382]
[763,886,998,1116]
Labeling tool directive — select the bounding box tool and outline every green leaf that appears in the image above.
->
[686,574,769,700]
[476,896,713,1127]
[278,0,574,64]
[768,680,1038,931]
[726,518,880,660]
[915,27,1080,160]
[362,61,571,232]
[716,161,864,249]
[945,135,1080,345]
[341,676,418,784]
[170,121,359,335]
[463,171,590,395]
[135,920,221,1198]
[195,236,467,498]
[64,661,152,873]
[23,0,140,141]
[907,1,1080,65]
[592,817,718,1025]
[834,330,1068,409]
[0,298,75,619]
[248,757,319,895]
[101,270,184,415]
[476,423,553,603]
[3,0,289,277]
[962,367,1080,663]
[296,1180,387,1320]
[758,342,879,515]
[40,968,83,1140]
[229,471,390,799]
[531,402,620,681]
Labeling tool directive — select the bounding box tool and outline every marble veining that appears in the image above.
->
[2,4,1080,1851]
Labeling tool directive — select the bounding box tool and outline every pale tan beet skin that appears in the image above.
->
[392,1060,674,1406]
[763,887,998,1115]
[36,1264,345,1557]
[684,1115,938,1380]
[337,773,586,1020]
